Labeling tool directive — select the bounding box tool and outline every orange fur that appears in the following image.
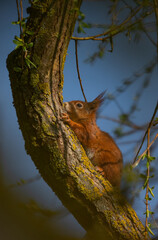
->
[61,92,123,187]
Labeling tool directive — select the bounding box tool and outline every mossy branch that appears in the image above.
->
[7,0,147,239]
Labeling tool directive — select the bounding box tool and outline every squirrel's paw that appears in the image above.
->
[60,112,71,123]
[95,166,105,176]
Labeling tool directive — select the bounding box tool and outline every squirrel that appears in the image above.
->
[61,92,123,188]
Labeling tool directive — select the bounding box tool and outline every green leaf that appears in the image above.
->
[30,61,37,69]
[13,40,24,47]
[13,67,22,72]
[119,114,129,123]
[79,11,85,20]
[25,57,37,69]
[144,209,151,218]
[146,209,149,218]
[153,117,158,126]
[98,51,104,58]
[17,179,26,185]
[12,18,27,26]
[139,173,146,179]
[23,46,27,51]
[26,30,34,35]
[22,25,26,33]
[147,225,154,236]
[72,7,80,14]
[150,174,155,178]
[21,18,27,24]
[148,222,151,228]
[15,45,22,50]
[27,42,34,48]
[142,154,147,160]
[77,25,85,33]
[147,156,156,162]
[149,211,154,215]
[12,21,20,25]
[146,160,149,168]
[142,176,149,189]
[82,22,91,29]
[145,196,152,201]
[15,36,23,42]
[21,22,26,28]
[114,127,124,137]
[148,187,154,197]
[25,58,31,68]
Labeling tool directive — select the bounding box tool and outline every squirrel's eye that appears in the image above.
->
[76,103,83,108]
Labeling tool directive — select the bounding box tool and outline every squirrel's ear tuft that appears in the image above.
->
[89,91,106,110]
[93,91,106,105]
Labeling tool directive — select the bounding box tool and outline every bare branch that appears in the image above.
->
[71,6,143,41]
[133,133,158,168]
[145,128,151,237]
[153,0,158,61]
[75,40,87,102]
[16,0,22,35]
[99,115,145,130]
[132,101,158,167]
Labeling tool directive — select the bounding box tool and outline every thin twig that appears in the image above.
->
[75,40,87,102]
[132,101,158,167]
[133,133,158,168]
[72,9,154,42]
[20,0,24,41]
[16,0,20,22]
[9,174,41,189]
[122,0,156,47]
[153,0,158,62]
[20,0,23,20]
[145,128,150,238]
[72,6,142,41]
[16,0,22,35]
[20,0,23,36]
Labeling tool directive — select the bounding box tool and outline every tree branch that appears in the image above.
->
[75,39,87,102]
[71,6,143,41]
[153,0,158,60]
[132,101,158,168]
[7,0,147,239]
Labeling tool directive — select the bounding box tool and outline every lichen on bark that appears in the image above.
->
[7,0,148,239]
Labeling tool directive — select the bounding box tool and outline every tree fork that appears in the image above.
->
[7,0,147,239]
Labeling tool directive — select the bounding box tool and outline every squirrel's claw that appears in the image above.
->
[95,166,105,176]
[60,112,71,123]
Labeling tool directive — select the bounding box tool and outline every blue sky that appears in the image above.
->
[0,0,158,237]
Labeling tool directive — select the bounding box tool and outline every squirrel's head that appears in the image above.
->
[64,92,105,123]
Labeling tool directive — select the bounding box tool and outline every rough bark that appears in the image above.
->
[7,0,147,239]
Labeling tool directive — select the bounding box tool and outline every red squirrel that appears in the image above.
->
[61,92,123,187]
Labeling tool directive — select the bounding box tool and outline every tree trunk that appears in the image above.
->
[7,0,147,239]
